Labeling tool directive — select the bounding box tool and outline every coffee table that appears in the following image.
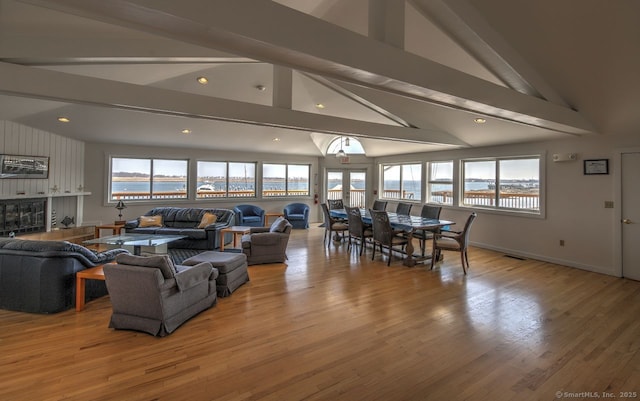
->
[84,233,186,255]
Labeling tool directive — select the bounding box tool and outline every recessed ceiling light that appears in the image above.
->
[315,103,325,109]
[273,137,281,142]
[255,85,266,91]
[181,129,191,134]
[474,117,486,124]
[196,76,208,85]
[57,117,70,123]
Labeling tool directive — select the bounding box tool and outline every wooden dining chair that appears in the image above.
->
[321,203,348,247]
[369,209,408,266]
[430,212,477,274]
[345,206,373,256]
[395,202,413,215]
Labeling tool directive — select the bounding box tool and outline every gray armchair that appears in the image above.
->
[103,254,218,336]
[241,217,292,265]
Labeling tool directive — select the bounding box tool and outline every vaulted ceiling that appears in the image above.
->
[0,0,638,157]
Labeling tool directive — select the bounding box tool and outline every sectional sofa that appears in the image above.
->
[0,238,128,313]
[124,207,235,250]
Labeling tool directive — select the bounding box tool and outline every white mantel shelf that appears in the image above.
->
[0,191,92,200]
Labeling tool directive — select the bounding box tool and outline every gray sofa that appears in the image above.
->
[124,207,235,250]
[104,253,218,336]
[0,238,128,313]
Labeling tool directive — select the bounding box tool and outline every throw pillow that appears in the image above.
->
[197,212,218,228]
[139,215,163,228]
[115,254,177,279]
[269,216,288,233]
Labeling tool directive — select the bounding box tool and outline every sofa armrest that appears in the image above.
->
[174,262,214,292]
[124,218,140,229]
[250,227,270,234]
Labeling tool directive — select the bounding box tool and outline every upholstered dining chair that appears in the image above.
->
[321,203,349,247]
[372,199,388,211]
[415,204,442,257]
[395,202,413,216]
[369,209,408,266]
[431,212,477,274]
[344,205,373,256]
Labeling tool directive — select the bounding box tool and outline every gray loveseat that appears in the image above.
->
[124,207,235,250]
[0,238,128,313]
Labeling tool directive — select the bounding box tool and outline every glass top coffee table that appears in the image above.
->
[84,233,186,255]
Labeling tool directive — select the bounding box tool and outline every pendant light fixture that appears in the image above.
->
[336,136,346,158]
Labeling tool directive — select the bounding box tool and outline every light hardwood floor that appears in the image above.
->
[1,226,639,401]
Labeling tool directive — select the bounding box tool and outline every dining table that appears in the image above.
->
[330,208,455,267]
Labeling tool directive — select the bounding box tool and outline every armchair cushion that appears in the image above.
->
[269,217,289,233]
[116,253,177,279]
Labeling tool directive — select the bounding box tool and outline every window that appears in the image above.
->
[327,136,366,155]
[196,161,256,198]
[381,163,421,201]
[110,157,187,201]
[427,161,453,205]
[462,157,540,212]
[263,163,310,197]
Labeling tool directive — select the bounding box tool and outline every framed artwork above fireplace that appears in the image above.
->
[0,154,49,179]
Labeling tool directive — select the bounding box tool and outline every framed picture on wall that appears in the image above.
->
[0,154,49,179]
[583,159,609,175]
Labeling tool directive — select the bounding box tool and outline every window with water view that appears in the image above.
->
[110,157,188,201]
[381,163,422,201]
[263,163,310,197]
[196,161,256,198]
[462,157,540,212]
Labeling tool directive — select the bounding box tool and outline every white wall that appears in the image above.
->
[83,142,321,226]
[0,120,85,223]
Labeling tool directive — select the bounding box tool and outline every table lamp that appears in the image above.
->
[115,200,127,225]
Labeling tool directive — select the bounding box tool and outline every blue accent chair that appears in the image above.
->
[283,203,310,229]
[233,204,265,227]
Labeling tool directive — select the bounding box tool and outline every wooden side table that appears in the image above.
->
[264,212,284,226]
[95,224,124,238]
[76,265,106,311]
[220,226,252,251]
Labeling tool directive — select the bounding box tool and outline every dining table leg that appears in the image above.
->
[403,230,417,267]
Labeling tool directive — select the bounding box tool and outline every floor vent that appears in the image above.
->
[504,254,526,261]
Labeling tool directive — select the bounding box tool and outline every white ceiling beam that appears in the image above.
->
[369,0,406,49]
[19,0,596,135]
[410,0,570,106]
[272,66,292,109]
[0,62,465,146]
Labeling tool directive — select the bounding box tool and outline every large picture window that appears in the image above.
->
[427,161,453,205]
[263,163,310,197]
[381,163,422,201]
[110,157,187,201]
[462,156,540,212]
[196,161,256,198]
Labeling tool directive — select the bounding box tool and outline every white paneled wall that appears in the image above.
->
[0,120,86,227]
